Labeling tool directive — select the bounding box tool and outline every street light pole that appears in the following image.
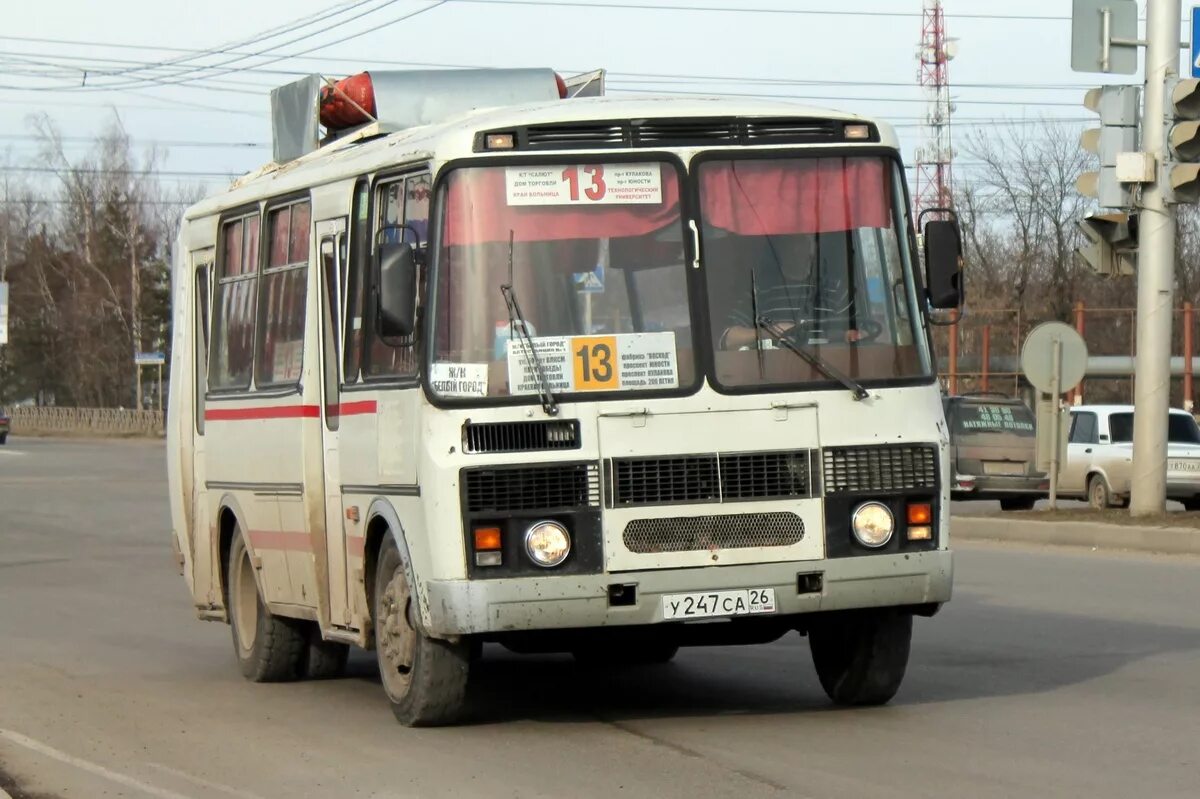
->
[1130,0,1181,516]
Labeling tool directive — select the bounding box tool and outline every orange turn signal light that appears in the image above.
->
[474,526,502,551]
[907,503,932,525]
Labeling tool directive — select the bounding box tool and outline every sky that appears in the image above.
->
[0,0,1172,204]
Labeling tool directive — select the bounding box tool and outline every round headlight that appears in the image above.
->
[524,520,571,567]
[851,502,894,548]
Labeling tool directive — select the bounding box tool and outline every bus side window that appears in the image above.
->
[364,171,429,379]
[344,179,369,384]
[256,199,310,387]
[210,213,260,391]
[320,235,340,431]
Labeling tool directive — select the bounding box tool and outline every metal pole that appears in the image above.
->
[1072,300,1086,405]
[948,318,959,395]
[981,324,991,393]
[1130,0,1181,516]
[1049,338,1063,510]
[136,365,143,411]
[1184,302,1194,412]
[158,363,164,412]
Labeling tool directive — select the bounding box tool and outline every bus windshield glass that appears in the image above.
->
[431,161,694,400]
[698,155,931,390]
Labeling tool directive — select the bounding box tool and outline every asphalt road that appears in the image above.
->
[2,438,1199,799]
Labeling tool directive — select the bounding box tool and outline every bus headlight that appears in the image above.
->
[851,502,894,548]
[524,521,571,567]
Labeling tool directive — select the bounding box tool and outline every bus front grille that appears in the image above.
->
[607,450,815,507]
[462,462,600,512]
[463,419,581,454]
[822,444,937,494]
[623,512,805,553]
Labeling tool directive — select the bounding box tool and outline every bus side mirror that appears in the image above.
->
[376,242,418,338]
[923,219,963,310]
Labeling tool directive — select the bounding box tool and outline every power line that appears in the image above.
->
[440,0,1074,21]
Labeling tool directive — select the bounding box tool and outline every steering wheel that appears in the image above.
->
[774,316,884,345]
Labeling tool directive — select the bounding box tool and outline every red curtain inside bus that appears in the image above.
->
[442,165,681,246]
[698,157,892,235]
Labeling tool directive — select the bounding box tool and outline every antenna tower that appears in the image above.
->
[914,0,955,218]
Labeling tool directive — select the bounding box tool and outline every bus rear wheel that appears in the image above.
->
[228,532,306,682]
[809,609,912,706]
[374,536,469,726]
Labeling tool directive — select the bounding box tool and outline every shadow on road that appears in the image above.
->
[337,592,1200,726]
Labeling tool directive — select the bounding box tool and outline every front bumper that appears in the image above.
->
[424,549,953,635]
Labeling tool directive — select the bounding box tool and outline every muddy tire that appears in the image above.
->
[305,626,350,680]
[1088,474,1113,509]
[999,496,1036,511]
[374,535,469,726]
[0,433,7,445]
[227,532,306,682]
[809,609,912,707]
[1184,497,1200,512]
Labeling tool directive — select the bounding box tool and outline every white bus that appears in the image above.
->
[167,68,963,726]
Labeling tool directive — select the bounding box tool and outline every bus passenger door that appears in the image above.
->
[317,218,352,628]
[189,248,215,604]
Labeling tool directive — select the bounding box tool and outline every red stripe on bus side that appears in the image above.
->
[248,530,312,552]
[206,405,320,421]
[328,400,377,417]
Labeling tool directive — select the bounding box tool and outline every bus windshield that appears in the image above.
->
[698,155,931,389]
[430,161,694,400]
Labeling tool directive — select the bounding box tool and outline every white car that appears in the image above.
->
[1060,404,1200,509]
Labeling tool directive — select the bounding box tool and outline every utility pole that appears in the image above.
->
[1130,0,1181,516]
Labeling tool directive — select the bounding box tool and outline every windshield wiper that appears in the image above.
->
[500,232,558,416]
[756,315,870,401]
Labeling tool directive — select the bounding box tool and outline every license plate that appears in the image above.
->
[1169,459,1200,473]
[983,461,1025,476]
[662,588,777,620]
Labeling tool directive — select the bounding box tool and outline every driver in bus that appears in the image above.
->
[718,233,859,350]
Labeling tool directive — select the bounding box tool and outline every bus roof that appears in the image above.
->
[184,94,900,221]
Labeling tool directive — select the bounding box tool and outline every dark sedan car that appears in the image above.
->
[944,394,1046,510]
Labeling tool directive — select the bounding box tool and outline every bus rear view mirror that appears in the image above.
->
[923,218,963,310]
[376,242,418,338]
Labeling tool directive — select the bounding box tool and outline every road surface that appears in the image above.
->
[2,438,1198,798]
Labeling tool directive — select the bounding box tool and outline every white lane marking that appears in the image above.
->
[0,450,26,457]
[146,763,267,799]
[0,728,194,799]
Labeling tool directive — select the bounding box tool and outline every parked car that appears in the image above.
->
[1060,404,1200,509]
[0,406,9,445]
[944,394,1046,510]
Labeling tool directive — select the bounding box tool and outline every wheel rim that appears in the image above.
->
[1091,480,1106,508]
[233,545,258,652]
[377,564,417,701]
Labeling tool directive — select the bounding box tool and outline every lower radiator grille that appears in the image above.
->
[623,512,804,554]
[823,444,937,494]
[463,462,600,513]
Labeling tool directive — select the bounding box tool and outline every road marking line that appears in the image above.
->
[0,728,194,799]
[146,763,267,799]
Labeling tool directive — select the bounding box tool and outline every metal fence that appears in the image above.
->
[9,407,164,437]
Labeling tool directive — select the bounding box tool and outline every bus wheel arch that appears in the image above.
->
[216,500,246,618]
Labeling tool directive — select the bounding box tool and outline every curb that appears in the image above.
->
[951,515,1200,556]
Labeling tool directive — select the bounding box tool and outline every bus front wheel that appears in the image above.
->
[374,535,470,726]
[809,609,912,706]
[227,532,306,682]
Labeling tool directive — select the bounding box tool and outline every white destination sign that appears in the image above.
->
[505,163,663,206]
[430,362,490,397]
[507,332,678,395]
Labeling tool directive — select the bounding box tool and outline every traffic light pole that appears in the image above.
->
[1130,0,1180,516]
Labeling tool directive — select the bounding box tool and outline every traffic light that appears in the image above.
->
[1163,78,1200,203]
[1077,85,1139,208]
[1075,212,1137,276]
